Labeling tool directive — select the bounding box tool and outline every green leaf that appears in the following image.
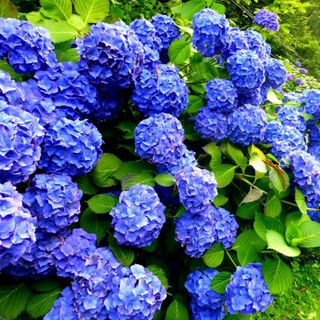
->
[241,188,264,204]
[0,60,22,81]
[264,195,282,217]
[187,95,204,115]
[155,174,175,187]
[109,235,135,267]
[26,289,61,318]
[0,283,32,319]
[165,298,189,320]
[87,194,118,214]
[40,0,72,20]
[169,39,191,65]
[266,230,301,257]
[262,258,293,294]
[68,14,87,31]
[213,193,228,207]
[236,202,260,220]
[74,0,110,24]
[203,142,222,167]
[222,141,247,169]
[269,168,289,193]
[202,243,224,268]
[91,153,122,187]
[267,90,283,104]
[121,171,155,190]
[285,222,302,246]
[237,244,258,266]
[31,278,59,292]
[298,220,320,248]
[113,161,154,180]
[36,19,78,43]
[249,154,267,174]
[147,265,169,289]
[80,208,110,242]
[180,0,206,19]
[210,2,226,14]
[211,164,237,188]
[76,175,97,195]
[254,214,284,242]
[295,187,307,215]
[0,0,18,18]
[153,310,164,320]
[233,229,266,252]
[210,271,232,294]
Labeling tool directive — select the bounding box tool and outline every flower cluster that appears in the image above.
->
[254,9,280,31]
[265,58,287,89]
[302,89,320,119]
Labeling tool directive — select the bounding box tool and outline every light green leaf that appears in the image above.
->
[236,201,260,220]
[76,175,97,195]
[222,141,247,169]
[0,0,18,18]
[74,0,110,24]
[237,244,258,266]
[165,298,189,320]
[233,229,266,252]
[211,164,237,188]
[169,39,191,65]
[210,271,232,294]
[155,174,175,187]
[264,195,282,217]
[187,95,204,115]
[249,154,267,174]
[68,14,87,31]
[213,193,228,207]
[87,194,118,214]
[269,168,289,194]
[0,60,22,81]
[262,258,293,294]
[40,0,72,20]
[203,142,222,167]
[180,0,206,19]
[121,171,155,190]
[210,2,226,14]
[285,222,302,246]
[254,214,284,242]
[31,278,59,293]
[147,265,169,289]
[109,235,135,267]
[202,243,224,268]
[266,230,301,257]
[267,90,283,104]
[295,187,307,215]
[113,161,154,180]
[241,188,264,204]
[298,220,320,248]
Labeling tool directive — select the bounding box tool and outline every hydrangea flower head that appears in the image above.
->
[265,58,287,89]
[243,30,270,61]
[308,124,320,145]
[92,94,121,122]
[0,101,45,184]
[226,263,273,314]
[76,22,144,91]
[39,118,103,176]
[238,87,262,106]
[132,64,188,117]
[192,9,229,57]
[277,105,306,133]
[110,184,166,248]
[0,70,20,104]
[302,89,320,119]
[190,303,225,320]
[221,27,249,60]
[254,9,279,31]
[23,174,82,233]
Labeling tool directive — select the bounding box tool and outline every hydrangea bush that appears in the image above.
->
[0,1,319,320]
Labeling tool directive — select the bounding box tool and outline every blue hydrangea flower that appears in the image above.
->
[213,207,238,249]
[134,113,185,165]
[205,79,238,113]
[39,118,103,176]
[221,27,249,60]
[308,143,320,163]
[238,87,262,106]
[141,46,161,71]
[52,228,97,278]
[296,78,303,86]
[227,105,267,146]
[295,61,301,67]
[308,124,320,145]
[110,184,166,248]
[76,22,144,92]
[176,167,217,213]
[192,9,229,57]
[226,263,274,315]
[306,200,320,223]
[0,18,57,74]
[175,208,217,258]
[254,9,279,31]
[0,101,45,185]
[227,50,265,93]
[265,58,287,89]
[283,91,303,104]
[299,68,308,75]
[195,107,229,142]
[35,62,100,118]
[185,269,224,308]
[104,264,167,320]
[132,64,188,117]
[302,89,320,119]
[190,303,226,320]
[243,30,270,61]
[0,70,20,104]
[277,105,306,133]
[0,182,36,270]
[23,174,82,233]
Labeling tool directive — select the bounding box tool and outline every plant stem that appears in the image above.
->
[237,177,268,195]
[226,250,238,268]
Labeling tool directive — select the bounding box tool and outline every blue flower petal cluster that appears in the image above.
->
[227,50,265,93]
[104,264,167,320]
[23,174,82,233]
[238,88,262,106]
[205,79,238,113]
[191,303,226,320]
[221,27,249,60]
[92,95,121,122]
[0,18,57,74]
[0,70,20,104]
[110,184,166,248]
[39,118,103,176]
[308,124,320,145]
[0,182,36,270]
[76,22,144,91]
[265,58,287,89]
[132,64,188,117]
[175,167,217,213]
[192,9,229,57]
[226,263,274,314]
[0,101,45,185]
[302,89,320,119]
[277,105,306,134]
[243,30,270,61]
[283,92,303,104]
[227,105,267,146]
[195,107,229,142]
[254,9,279,32]
[141,46,161,71]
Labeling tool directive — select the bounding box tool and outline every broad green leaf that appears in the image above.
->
[233,230,266,252]
[113,161,154,180]
[87,194,118,214]
[147,265,169,289]
[210,271,232,294]
[249,144,266,161]
[76,175,97,195]
[121,170,155,190]
[180,0,206,19]
[210,2,226,14]
[155,174,175,187]
[285,222,302,246]
[80,208,110,242]
[31,278,59,292]
[169,39,191,65]
[237,244,258,266]
[74,0,110,24]
[262,258,293,294]
[202,243,224,268]
[236,201,260,220]
[254,214,284,242]
[0,0,18,18]
[109,235,135,267]
[25,11,43,23]
[295,187,307,215]
[187,95,204,115]
[297,220,320,248]
[269,168,289,194]
[165,298,189,320]
[204,142,222,167]
[57,48,79,62]
[40,0,72,20]
[264,195,282,217]
[222,141,247,169]
[249,154,267,174]
[0,283,32,319]
[241,188,264,204]
[266,230,301,257]
[0,60,22,81]
[267,90,283,104]
[153,310,164,320]
[68,14,87,31]
[213,193,228,207]
[37,20,78,43]
[26,289,61,318]
[91,153,122,187]
[211,164,237,188]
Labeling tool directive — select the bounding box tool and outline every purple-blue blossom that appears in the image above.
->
[191,303,226,320]
[243,30,270,61]
[221,27,249,60]
[254,9,279,31]
[265,58,287,89]
[277,105,306,134]
[302,89,320,119]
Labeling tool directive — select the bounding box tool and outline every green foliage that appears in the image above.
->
[210,271,232,294]
[202,242,225,268]
[165,297,189,320]
[0,0,18,17]
[87,194,118,214]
